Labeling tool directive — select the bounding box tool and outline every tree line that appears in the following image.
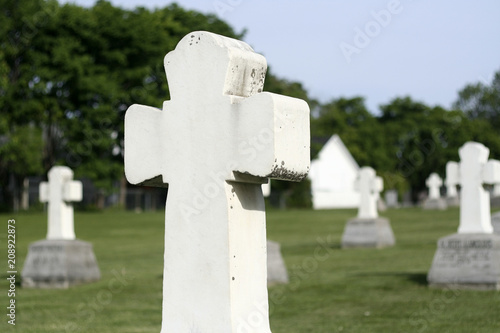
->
[1,0,499,210]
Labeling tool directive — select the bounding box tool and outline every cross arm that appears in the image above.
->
[63,181,83,202]
[232,92,310,182]
[483,159,500,184]
[39,182,49,203]
[124,104,166,187]
[373,176,383,193]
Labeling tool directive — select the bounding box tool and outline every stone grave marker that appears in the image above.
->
[21,166,100,288]
[445,161,460,207]
[261,181,289,285]
[493,211,500,234]
[341,166,395,248]
[124,31,310,332]
[491,183,500,208]
[494,184,500,197]
[428,142,500,290]
[423,172,447,210]
[384,189,399,208]
[266,240,289,286]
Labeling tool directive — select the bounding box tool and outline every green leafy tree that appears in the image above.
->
[454,69,500,159]
[0,0,254,210]
[0,0,57,209]
[454,69,500,133]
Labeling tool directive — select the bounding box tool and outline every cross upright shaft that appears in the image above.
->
[458,142,500,233]
[355,167,383,219]
[124,31,310,332]
[39,166,82,240]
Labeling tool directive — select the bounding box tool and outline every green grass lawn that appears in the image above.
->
[1,207,499,332]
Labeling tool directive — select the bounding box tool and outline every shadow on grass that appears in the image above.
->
[349,271,428,286]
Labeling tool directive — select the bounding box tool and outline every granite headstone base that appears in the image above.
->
[423,198,447,210]
[492,212,500,234]
[21,239,100,288]
[267,240,289,285]
[341,217,395,248]
[446,196,460,207]
[427,233,500,290]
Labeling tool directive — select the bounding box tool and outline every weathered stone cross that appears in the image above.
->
[124,31,310,332]
[458,142,500,233]
[445,161,459,198]
[425,173,442,200]
[354,167,383,219]
[39,166,82,240]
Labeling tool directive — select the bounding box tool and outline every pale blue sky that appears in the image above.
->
[60,0,500,114]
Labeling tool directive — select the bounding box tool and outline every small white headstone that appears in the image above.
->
[492,211,500,234]
[423,173,447,210]
[426,173,442,200]
[445,161,459,198]
[23,166,99,288]
[124,31,310,332]
[39,166,82,240]
[493,184,500,197]
[384,189,399,208]
[341,167,395,248]
[262,179,271,198]
[355,167,383,219]
[458,143,500,233]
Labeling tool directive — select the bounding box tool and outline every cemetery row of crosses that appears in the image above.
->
[21,31,500,331]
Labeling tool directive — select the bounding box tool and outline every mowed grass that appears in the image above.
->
[1,206,500,332]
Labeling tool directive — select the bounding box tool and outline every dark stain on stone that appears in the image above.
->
[267,164,308,182]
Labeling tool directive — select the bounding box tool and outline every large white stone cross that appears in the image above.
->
[39,166,82,240]
[124,31,310,332]
[458,142,500,233]
[426,173,442,200]
[445,161,459,198]
[354,167,383,219]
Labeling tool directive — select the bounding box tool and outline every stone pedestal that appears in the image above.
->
[427,233,500,290]
[341,217,395,248]
[21,239,100,288]
[446,196,460,207]
[267,240,288,285]
[423,198,447,210]
[492,212,500,234]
